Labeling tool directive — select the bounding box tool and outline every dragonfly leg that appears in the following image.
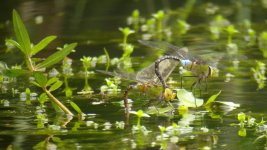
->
[205,77,208,92]
[155,56,180,100]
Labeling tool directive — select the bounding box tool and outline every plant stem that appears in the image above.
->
[137,117,141,128]
[44,88,73,116]
[26,56,35,72]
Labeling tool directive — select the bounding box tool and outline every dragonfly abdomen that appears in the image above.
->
[155,55,181,89]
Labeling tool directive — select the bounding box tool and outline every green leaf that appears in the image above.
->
[38,93,48,104]
[49,80,63,92]
[176,89,203,108]
[35,43,77,70]
[205,90,221,106]
[4,68,29,77]
[46,77,58,86]
[31,81,41,87]
[70,101,83,114]
[104,48,110,71]
[33,72,47,88]
[5,39,22,51]
[12,9,31,55]
[32,36,57,55]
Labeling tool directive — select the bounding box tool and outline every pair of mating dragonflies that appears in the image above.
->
[98,40,221,110]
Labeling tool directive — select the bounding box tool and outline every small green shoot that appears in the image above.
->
[152,10,165,39]
[119,27,135,50]
[225,25,239,44]
[177,19,190,35]
[103,48,110,71]
[128,9,141,31]
[130,110,150,129]
[80,56,93,93]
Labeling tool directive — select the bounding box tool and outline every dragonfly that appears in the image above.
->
[96,50,180,111]
[138,40,221,97]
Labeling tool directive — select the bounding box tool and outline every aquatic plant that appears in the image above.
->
[5,10,77,72]
[32,72,73,116]
[209,15,230,40]
[127,9,141,32]
[130,110,150,129]
[177,19,190,35]
[231,112,266,137]
[225,25,239,55]
[62,57,73,98]
[152,10,166,40]
[119,27,135,49]
[80,56,93,94]
[258,32,267,58]
[251,61,266,90]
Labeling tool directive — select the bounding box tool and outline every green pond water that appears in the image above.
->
[1,0,267,149]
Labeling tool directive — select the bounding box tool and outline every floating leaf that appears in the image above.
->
[49,80,63,92]
[176,89,203,108]
[12,9,31,55]
[70,101,83,114]
[32,35,57,55]
[35,43,77,70]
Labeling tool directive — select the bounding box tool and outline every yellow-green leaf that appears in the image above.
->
[12,9,31,55]
[35,43,77,70]
[205,90,221,106]
[70,101,83,114]
[32,36,57,55]
[49,80,63,92]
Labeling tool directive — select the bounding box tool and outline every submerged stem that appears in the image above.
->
[44,88,73,116]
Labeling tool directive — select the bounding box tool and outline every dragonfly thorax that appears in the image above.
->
[180,59,213,78]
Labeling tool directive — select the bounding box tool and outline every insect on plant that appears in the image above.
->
[97,49,179,112]
[139,40,221,98]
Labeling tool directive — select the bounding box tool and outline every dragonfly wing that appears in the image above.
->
[136,59,179,85]
[138,40,187,59]
[96,70,138,82]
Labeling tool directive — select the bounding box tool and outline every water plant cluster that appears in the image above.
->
[1,1,267,149]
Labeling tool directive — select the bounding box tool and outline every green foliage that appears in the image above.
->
[11,9,31,55]
[6,10,77,72]
[32,72,73,115]
[225,25,238,44]
[251,61,266,90]
[38,93,48,106]
[176,89,203,108]
[35,43,77,70]
[70,101,83,114]
[205,90,221,106]
[32,72,48,88]
[103,48,110,71]
[48,80,63,92]
[258,32,267,58]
